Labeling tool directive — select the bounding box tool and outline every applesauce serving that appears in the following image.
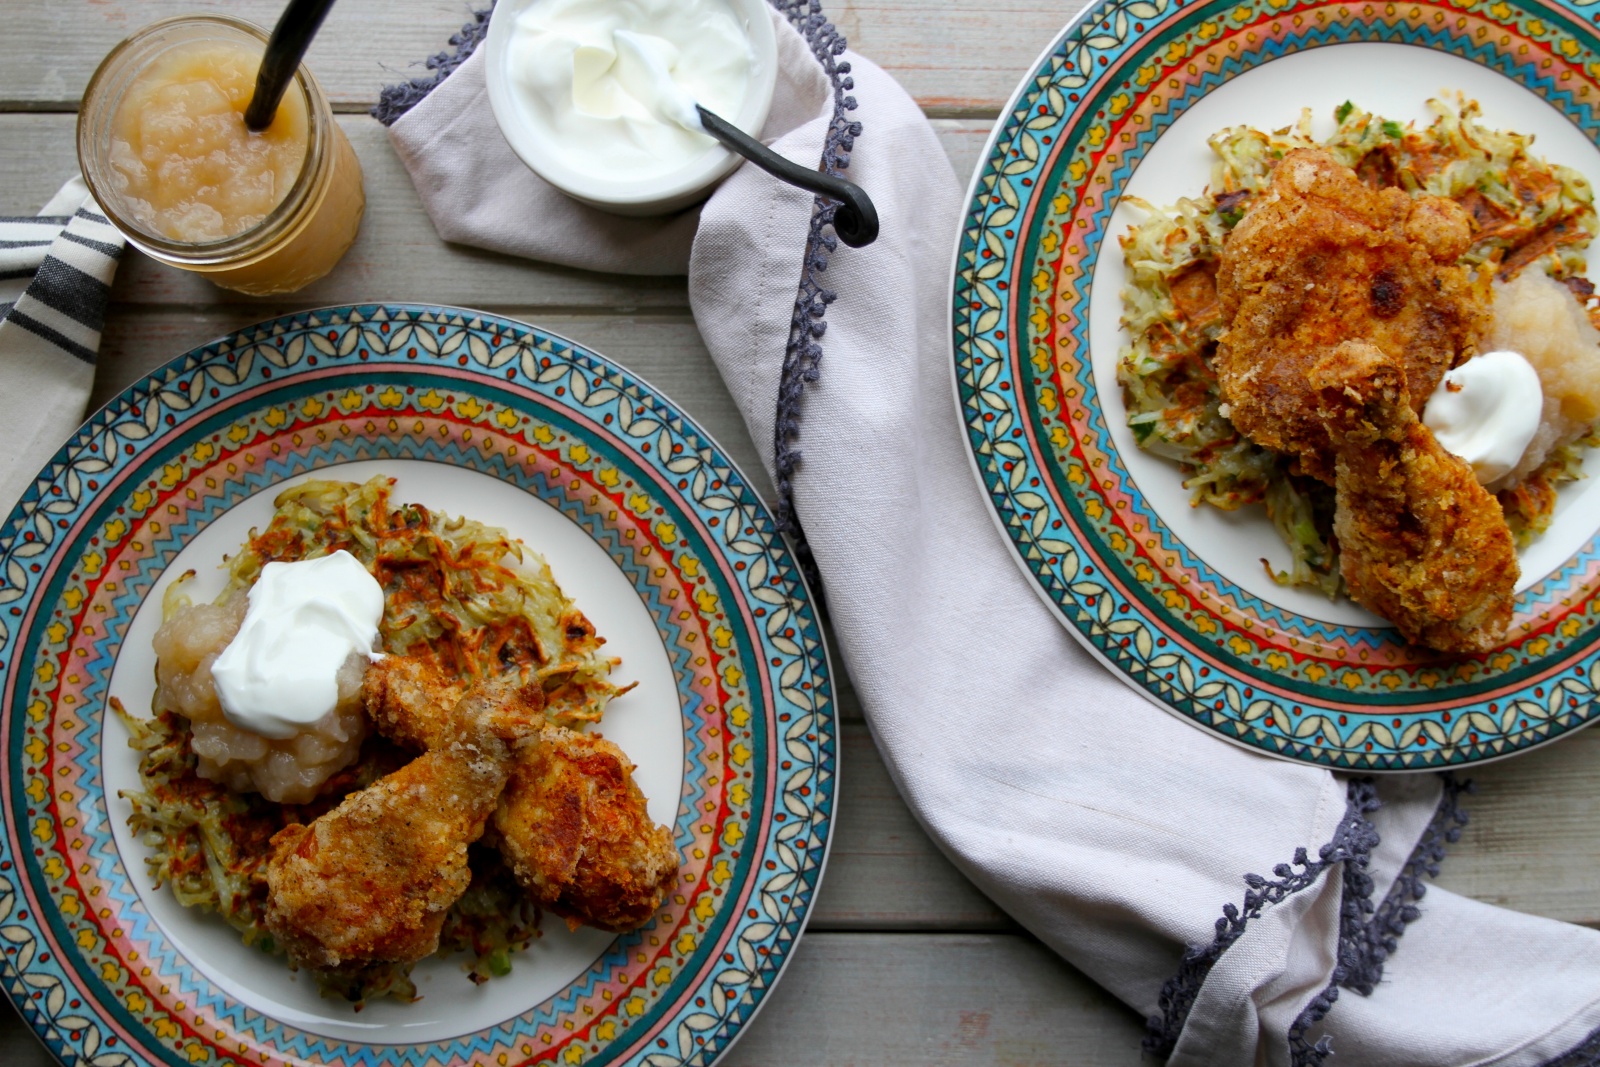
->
[78,15,364,295]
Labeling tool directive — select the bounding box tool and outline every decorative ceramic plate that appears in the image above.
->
[952,0,1600,769]
[0,305,833,1066]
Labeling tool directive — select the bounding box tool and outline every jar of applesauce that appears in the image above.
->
[77,15,364,296]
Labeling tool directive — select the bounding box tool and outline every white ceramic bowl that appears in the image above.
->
[484,0,778,216]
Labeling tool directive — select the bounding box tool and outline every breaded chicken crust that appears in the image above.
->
[363,656,680,932]
[492,725,680,933]
[261,673,550,969]
[261,738,509,969]
[1216,147,1490,483]
[1216,148,1515,651]
[1310,343,1518,651]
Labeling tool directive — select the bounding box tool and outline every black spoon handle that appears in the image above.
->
[245,0,339,132]
[696,105,879,248]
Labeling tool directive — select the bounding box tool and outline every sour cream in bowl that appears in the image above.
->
[485,0,777,215]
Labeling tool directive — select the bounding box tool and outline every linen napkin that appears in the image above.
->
[384,6,1600,1063]
[0,179,124,513]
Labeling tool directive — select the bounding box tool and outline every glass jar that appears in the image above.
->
[77,15,365,296]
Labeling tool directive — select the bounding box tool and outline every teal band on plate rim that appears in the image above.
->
[0,304,834,1067]
[952,0,1600,769]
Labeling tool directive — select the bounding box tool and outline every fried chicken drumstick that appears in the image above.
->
[260,675,535,969]
[1215,148,1517,651]
[363,656,680,932]
[492,722,681,932]
[1308,344,1520,651]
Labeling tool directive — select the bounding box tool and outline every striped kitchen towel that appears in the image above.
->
[0,177,125,513]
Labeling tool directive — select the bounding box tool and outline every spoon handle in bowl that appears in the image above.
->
[695,105,880,248]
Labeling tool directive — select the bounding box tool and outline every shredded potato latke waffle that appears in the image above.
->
[116,477,624,1002]
[1117,97,1600,597]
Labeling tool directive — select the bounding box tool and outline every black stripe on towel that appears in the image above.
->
[60,231,125,259]
[6,309,99,365]
[27,258,112,333]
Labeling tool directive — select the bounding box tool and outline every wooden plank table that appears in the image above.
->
[3,3,1598,1062]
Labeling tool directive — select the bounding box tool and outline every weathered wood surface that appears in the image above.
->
[3,0,1078,116]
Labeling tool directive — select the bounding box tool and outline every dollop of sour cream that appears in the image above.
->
[1422,349,1544,485]
[505,0,753,180]
[211,551,384,740]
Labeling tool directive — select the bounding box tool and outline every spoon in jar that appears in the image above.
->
[613,31,879,247]
[245,0,339,131]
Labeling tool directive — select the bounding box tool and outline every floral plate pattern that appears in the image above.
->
[952,0,1600,768]
[0,305,834,1066]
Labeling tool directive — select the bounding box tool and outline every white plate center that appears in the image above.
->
[1088,43,1600,627]
[103,459,685,1044]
